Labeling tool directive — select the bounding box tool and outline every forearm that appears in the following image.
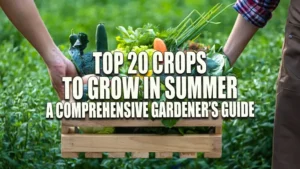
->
[223,14,259,65]
[0,0,59,65]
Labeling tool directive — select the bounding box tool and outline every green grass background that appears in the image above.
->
[0,0,290,168]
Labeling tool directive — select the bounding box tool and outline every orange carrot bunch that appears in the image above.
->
[153,38,167,53]
[153,38,167,64]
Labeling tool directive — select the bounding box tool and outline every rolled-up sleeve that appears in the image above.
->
[233,0,280,28]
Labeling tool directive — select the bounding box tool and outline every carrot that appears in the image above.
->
[153,38,167,53]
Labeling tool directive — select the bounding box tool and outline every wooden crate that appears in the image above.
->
[61,117,222,158]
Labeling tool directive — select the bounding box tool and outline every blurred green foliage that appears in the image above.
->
[0,0,290,168]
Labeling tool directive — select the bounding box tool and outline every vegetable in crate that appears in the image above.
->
[69,30,78,46]
[116,23,157,49]
[153,38,167,64]
[73,32,89,52]
[112,5,233,133]
[69,4,234,135]
[68,32,94,76]
[96,23,108,52]
[69,23,108,76]
[153,38,167,53]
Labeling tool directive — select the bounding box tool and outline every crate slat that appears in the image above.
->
[131,152,149,158]
[215,126,222,134]
[204,151,222,158]
[62,134,221,153]
[85,152,103,158]
[204,126,222,158]
[108,152,126,158]
[156,152,173,158]
[61,152,78,158]
[62,117,222,127]
[61,115,223,159]
[61,126,76,134]
[180,152,197,158]
[61,126,70,134]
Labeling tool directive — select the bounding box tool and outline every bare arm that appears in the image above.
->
[223,14,259,65]
[0,0,77,100]
[0,0,58,64]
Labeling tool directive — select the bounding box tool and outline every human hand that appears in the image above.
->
[46,50,78,100]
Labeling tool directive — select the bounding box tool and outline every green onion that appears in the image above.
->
[164,3,233,52]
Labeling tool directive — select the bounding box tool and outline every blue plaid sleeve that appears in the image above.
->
[233,0,280,28]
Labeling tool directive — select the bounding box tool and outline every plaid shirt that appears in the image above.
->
[233,0,280,28]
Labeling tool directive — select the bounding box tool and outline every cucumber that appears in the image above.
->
[96,23,108,52]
